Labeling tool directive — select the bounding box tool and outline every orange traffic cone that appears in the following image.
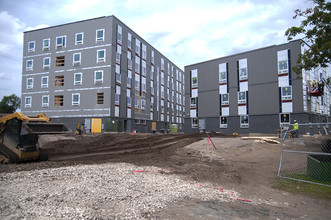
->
[132,129,135,135]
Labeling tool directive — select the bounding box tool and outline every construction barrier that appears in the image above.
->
[278,123,331,187]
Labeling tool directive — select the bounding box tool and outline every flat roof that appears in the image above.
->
[184,39,301,68]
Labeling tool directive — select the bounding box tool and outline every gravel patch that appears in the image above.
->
[0,162,242,219]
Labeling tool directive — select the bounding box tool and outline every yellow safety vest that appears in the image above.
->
[293,123,298,130]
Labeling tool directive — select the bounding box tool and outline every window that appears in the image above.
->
[55,76,64,86]
[219,71,227,84]
[75,32,83,45]
[41,76,48,88]
[26,78,33,89]
[280,113,290,125]
[26,60,33,71]
[278,60,288,73]
[127,96,131,107]
[94,70,103,84]
[238,92,246,104]
[55,95,63,106]
[135,98,140,109]
[97,49,105,62]
[281,86,292,100]
[116,52,120,64]
[97,93,104,104]
[28,41,35,52]
[239,67,248,80]
[221,93,229,105]
[142,77,146,93]
[134,119,140,124]
[43,57,50,69]
[96,29,104,42]
[25,96,32,108]
[142,44,147,60]
[43,38,50,51]
[151,50,154,64]
[240,115,249,128]
[150,66,154,80]
[128,33,132,50]
[135,56,140,73]
[42,95,49,107]
[191,76,198,88]
[115,93,120,105]
[192,117,198,128]
[127,77,131,88]
[116,66,121,84]
[128,59,132,70]
[117,25,122,44]
[141,120,146,125]
[74,73,82,85]
[141,99,146,110]
[72,93,80,106]
[135,39,140,56]
[56,56,65,66]
[56,36,66,48]
[73,53,81,66]
[190,97,197,108]
[220,117,227,128]
[150,97,154,110]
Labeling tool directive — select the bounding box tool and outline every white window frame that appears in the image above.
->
[73,52,81,66]
[41,76,48,88]
[75,32,84,45]
[117,25,122,44]
[240,115,249,128]
[220,116,228,128]
[128,33,132,50]
[191,76,198,88]
[26,78,33,89]
[56,36,66,48]
[141,99,146,110]
[135,98,140,109]
[97,49,106,63]
[221,93,229,105]
[74,73,82,85]
[219,71,227,84]
[116,52,120,64]
[43,57,50,69]
[72,93,80,106]
[43,38,50,51]
[94,70,103,84]
[115,93,120,105]
[192,117,198,128]
[127,96,131,107]
[238,91,246,104]
[96,29,105,42]
[239,67,248,81]
[281,86,292,101]
[28,41,35,52]
[26,60,33,71]
[42,95,49,108]
[25,96,32,108]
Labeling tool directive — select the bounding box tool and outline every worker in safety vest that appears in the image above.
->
[293,120,299,138]
[312,80,317,91]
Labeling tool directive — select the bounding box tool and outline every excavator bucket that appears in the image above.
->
[22,122,71,135]
[0,112,71,163]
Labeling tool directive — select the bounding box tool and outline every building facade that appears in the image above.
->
[184,40,331,134]
[21,16,185,133]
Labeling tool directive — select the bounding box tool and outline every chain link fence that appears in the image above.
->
[278,123,331,187]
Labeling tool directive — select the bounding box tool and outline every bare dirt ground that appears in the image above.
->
[1,133,330,219]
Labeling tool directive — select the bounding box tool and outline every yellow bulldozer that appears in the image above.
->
[0,112,71,163]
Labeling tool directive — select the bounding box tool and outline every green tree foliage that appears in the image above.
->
[285,0,331,75]
[0,94,21,113]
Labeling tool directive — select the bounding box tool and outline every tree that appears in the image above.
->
[0,94,21,113]
[285,0,331,75]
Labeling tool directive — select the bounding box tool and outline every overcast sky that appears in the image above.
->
[0,0,314,100]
